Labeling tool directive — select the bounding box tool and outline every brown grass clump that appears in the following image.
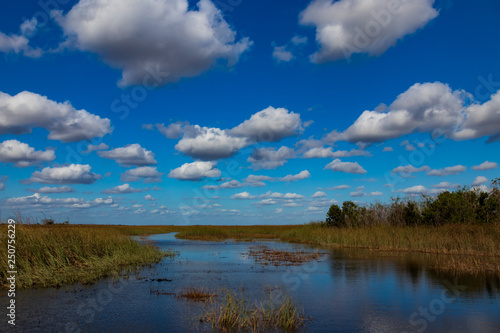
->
[178,287,217,302]
[246,245,325,266]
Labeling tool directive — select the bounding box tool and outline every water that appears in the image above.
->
[4,233,500,332]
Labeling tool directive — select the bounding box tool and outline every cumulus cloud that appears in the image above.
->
[168,161,221,181]
[230,107,304,142]
[5,193,113,209]
[82,143,109,154]
[156,107,305,161]
[175,126,248,160]
[391,165,430,178]
[244,174,274,184]
[312,191,327,198]
[431,182,459,189]
[472,176,488,186]
[121,166,163,183]
[350,190,383,197]
[54,0,251,87]
[99,144,157,166]
[231,191,257,200]
[330,83,500,144]
[27,186,75,194]
[23,164,101,184]
[0,140,55,167]
[101,183,146,194]
[300,0,438,63]
[303,147,369,158]
[279,170,311,182]
[472,161,498,171]
[248,146,295,170]
[0,19,42,58]
[427,165,466,177]
[324,159,367,174]
[326,185,350,190]
[335,83,465,143]
[383,146,394,152]
[144,194,156,201]
[271,35,308,62]
[272,45,293,62]
[0,91,112,142]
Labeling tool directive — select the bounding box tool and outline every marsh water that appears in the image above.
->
[5,233,500,332]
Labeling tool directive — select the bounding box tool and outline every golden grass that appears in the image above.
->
[178,287,217,301]
[0,224,174,289]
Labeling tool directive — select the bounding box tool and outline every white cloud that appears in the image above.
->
[400,140,416,151]
[28,186,75,194]
[279,170,311,182]
[256,198,278,205]
[0,19,42,58]
[54,0,251,87]
[6,193,113,209]
[324,159,367,174]
[312,191,327,198]
[0,140,55,167]
[427,165,466,177]
[391,165,430,178]
[330,83,500,144]
[431,182,459,189]
[244,174,274,184]
[326,185,350,190]
[168,161,221,181]
[351,190,383,197]
[303,147,369,158]
[144,194,156,201]
[99,144,157,166]
[272,45,294,62]
[453,91,500,141]
[383,146,394,152]
[101,183,145,194]
[472,161,498,171]
[300,0,438,63]
[335,83,465,143]
[230,107,304,142]
[82,143,109,153]
[121,166,163,183]
[472,176,488,186]
[231,191,257,200]
[220,180,245,189]
[248,146,295,170]
[23,164,101,184]
[175,126,248,160]
[0,91,112,142]
[397,185,429,195]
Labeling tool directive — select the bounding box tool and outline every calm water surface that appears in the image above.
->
[4,233,500,332]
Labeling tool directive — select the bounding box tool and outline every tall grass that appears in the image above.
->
[0,224,171,289]
[200,290,305,331]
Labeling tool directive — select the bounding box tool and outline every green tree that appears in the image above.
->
[326,204,344,227]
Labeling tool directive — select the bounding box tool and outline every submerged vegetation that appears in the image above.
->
[200,289,305,331]
[178,287,217,302]
[0,223,174,289]
[246,245,325,266]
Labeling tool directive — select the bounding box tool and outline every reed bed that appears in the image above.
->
[0,224,173,289]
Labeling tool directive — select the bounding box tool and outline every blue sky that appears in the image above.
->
[0,0,499,225]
